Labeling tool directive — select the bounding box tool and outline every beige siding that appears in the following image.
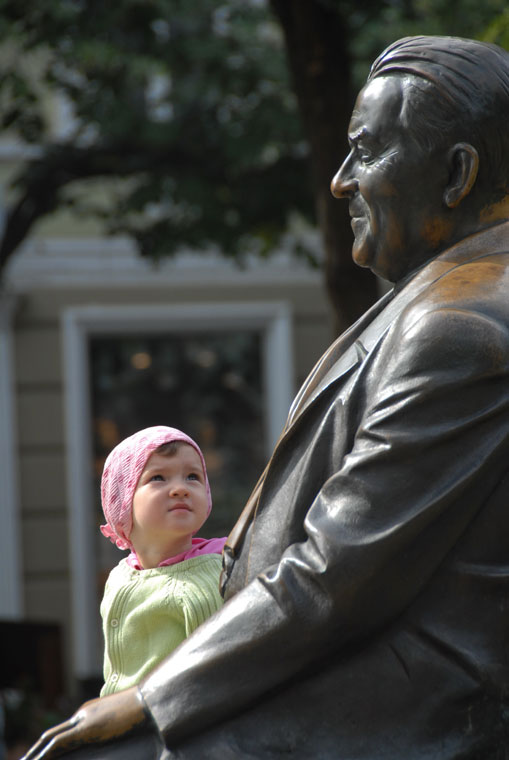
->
[13,303,72,687]
[11,263,333,696]
[19,452,66,511]
[15,326,62,385]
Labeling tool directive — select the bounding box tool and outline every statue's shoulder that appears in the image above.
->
[375,252,509,376]
[411,250,509,326]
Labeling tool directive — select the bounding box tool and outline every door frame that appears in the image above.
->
[61,300,294,677]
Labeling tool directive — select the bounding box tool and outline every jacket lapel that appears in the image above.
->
[287,288,394,425]
[293,221,509,423]
[223,290,394,562]
[224,222,509,563]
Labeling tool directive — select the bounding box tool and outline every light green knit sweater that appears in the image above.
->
[100,554,223,696]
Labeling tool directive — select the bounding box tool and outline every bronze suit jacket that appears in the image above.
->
[128,222,509,758]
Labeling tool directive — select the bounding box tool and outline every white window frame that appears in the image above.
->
[62,301,294,678]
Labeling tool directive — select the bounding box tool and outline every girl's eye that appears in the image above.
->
[150,474,164,482]
[187,472,199,481]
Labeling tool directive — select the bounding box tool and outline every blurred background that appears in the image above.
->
[0,0,507,755]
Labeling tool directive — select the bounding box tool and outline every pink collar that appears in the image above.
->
[126,536,227,570]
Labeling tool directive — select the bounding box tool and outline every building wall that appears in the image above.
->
[5,238,334,698]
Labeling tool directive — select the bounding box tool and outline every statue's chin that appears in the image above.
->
[351,233,373,271]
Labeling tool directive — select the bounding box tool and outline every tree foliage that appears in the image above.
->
[0,0,507,329]
[0,0,313,270]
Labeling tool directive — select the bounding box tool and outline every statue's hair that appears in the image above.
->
[368,36,509,195]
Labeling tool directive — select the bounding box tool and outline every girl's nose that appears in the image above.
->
[170,479,188,496]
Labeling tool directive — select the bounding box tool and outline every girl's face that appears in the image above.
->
[129,444,209,560]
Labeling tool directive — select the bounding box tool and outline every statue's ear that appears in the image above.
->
[444,142,479,208]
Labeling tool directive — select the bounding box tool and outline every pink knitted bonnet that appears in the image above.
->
[100,425,212,551]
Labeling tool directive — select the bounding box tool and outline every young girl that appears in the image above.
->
[99,425,227,696]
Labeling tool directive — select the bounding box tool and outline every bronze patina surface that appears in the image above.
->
[24,35,509,759]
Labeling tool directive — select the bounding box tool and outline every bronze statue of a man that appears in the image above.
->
[25,35,509,759]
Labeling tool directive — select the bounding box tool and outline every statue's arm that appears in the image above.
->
[140,306,509,746]
[21,687,151,759]
[23,305,509,756]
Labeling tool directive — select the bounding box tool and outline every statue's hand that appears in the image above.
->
[21,686,149,759]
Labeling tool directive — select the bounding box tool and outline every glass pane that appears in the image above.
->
[89,330,265,584]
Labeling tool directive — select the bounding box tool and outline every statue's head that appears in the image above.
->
[331,35,509,282]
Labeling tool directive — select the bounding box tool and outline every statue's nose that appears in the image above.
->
[330,156,357,199]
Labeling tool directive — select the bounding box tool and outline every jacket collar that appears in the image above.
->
[224,222,509,559]
[292,221,509,422]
